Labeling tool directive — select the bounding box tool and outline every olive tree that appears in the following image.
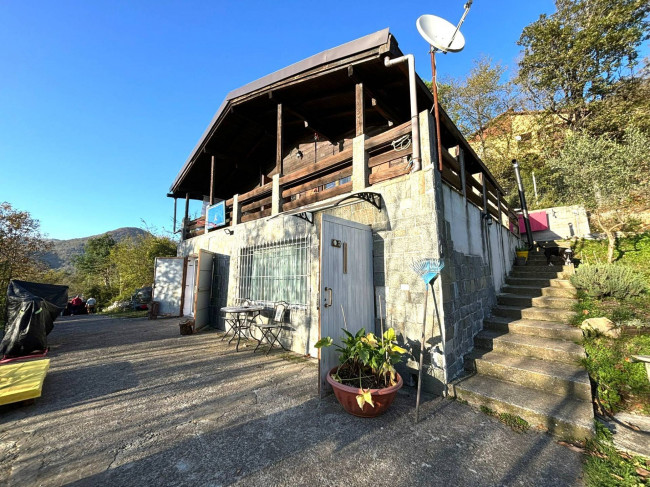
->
[547,129,649,262]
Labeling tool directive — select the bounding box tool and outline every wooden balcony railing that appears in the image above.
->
[184,118,520,238]
[439,149,520,236]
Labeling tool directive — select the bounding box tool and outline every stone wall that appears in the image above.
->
[437,175,520,383]
[439,230,495,381]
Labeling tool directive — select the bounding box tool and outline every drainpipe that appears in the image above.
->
[512,159,534,248]
[384,55,421,172]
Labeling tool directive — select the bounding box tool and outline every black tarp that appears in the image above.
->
[0,280,68,358]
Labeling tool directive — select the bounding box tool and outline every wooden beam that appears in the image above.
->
[275,98,338,142]
[368,147,412,168]
[282,181,352,211]
[364,120,411,152]
[230,108,274,140]
[173,197,177,234]
[280,148,353,187]
[209,155,215,205]
[371,98,394,126]
[348,65,403,123]
[355,82,365,137]
[276,103,283,176]
[183,193,189,240]
[282,166,353,198]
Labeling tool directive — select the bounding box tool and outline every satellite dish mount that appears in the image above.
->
[416,1,472,171]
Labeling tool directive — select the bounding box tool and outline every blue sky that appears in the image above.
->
[0,0,557,240]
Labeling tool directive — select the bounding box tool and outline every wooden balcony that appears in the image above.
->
[182,118,521,240]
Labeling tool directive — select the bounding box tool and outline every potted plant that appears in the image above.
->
[515,244,530,260]
[315,327,407,417]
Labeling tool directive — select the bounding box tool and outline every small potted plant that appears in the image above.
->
[515,243,530,259]
[515,243,529,264]
[315,327,407,417]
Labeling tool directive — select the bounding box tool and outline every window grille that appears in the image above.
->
[237,236,310,308]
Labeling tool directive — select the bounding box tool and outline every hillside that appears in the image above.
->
[41,227,150,272]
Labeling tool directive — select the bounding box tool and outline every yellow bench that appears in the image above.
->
[0,359,50,406]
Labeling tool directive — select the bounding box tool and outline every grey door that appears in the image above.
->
[319,214,374,396]
[152,257,186,316]
[194,249,215,330]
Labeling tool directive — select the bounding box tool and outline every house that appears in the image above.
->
[158,29,521,395]
[468,109,566,163]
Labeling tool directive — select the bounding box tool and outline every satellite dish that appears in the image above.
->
[416,14,466,53]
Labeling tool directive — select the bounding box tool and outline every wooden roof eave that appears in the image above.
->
[169,28,392,197]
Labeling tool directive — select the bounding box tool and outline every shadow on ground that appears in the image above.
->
[0,315,584,486]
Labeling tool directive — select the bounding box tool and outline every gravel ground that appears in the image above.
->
[0,315,585,486]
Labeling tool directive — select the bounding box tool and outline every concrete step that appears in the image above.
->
[549,279,575,289]
[510,268,564,279]
[451,374,594,439]
[506,276,553,287]
[483,316,583,341]
[497,293,577,310]
[501,285,577,298]
[492,305,575,323]
[464,350,592,401]
[474,329,585,364]
[515,263,572,272]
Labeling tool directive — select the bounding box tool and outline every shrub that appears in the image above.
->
[571,264,646,299]
[582,335,650,413]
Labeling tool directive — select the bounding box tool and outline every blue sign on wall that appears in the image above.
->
[206,201,226,230]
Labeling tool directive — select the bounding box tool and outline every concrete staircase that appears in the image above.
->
[451,251,594,439]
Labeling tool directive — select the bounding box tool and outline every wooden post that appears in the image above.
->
[458,148,467,201]
[496,189,503,228]
[479,174,488,213]
[355,82,365,137]
[271,174,282,216]
[183,193,190,240]
[276,103,283,176]
[173,197,177,234]
[209,155,215,205]
[232,194,241,226]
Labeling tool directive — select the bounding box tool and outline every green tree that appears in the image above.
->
[438,56,519,151]
[517,0,650,130]
[0,202,52,324]
[110,234,177,300]
[73,234,117,302]
[435,56,526,189]
[547,129,650,262]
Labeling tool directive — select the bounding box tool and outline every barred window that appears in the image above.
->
[238,237,310,307]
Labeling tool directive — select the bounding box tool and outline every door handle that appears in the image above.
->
[324,287,332,307]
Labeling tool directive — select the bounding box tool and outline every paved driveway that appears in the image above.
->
[0,315,584,486]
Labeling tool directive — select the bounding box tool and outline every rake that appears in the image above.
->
[410,258,445,423]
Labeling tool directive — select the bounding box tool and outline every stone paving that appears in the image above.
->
[0,315,585,486]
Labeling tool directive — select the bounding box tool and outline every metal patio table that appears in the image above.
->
[220,305,264,352]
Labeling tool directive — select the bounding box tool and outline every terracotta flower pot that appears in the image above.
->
[326,366,403,418]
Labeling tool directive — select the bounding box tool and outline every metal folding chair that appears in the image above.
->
[254,301,289,355]
[221,299,251,341]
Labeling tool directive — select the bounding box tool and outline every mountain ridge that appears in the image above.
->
[41,227,150,271]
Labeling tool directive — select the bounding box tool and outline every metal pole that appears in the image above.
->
[415,280,430,424]
[430,49,444,172]
[512,159,534,248]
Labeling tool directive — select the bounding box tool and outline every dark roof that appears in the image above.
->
[169,28,508,199]
[170,29,391,195]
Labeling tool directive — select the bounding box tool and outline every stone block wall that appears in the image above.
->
[436,169,520,383]
[440,232,496,381]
